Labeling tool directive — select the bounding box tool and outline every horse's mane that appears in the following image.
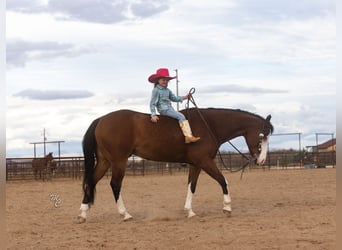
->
[184,107,274,133]
[186,107,264,120]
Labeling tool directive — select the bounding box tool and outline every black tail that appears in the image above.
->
[82,118,100,205]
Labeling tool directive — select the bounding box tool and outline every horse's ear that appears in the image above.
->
[266,114,271,121]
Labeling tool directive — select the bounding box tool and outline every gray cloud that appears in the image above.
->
[131,1,169,18]
[201,84,288,95]
[6,0,47,13]
[7,0,170,24]
[228,0,335,24]
[14,89,94,100]
[48,0,127,24]
[6,39,95,67]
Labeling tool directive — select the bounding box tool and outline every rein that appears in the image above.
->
[185,88,254,178]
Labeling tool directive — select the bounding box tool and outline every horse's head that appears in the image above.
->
[46,152,54,161]
[245,114,273,165]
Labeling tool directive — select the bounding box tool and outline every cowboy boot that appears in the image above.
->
[179,120,200,143]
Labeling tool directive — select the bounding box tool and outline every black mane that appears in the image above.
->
[185,107,274,134]
[196,107,265,121]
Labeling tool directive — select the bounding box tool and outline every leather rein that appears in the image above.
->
[185,88,257,178]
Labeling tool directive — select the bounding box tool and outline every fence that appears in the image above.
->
[6,151,336,181]
[6,157,84,181]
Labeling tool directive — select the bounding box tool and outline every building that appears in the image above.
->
[305,138,336,153]
[317,138,336,152]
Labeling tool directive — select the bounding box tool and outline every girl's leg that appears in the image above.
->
[160,107,186,122]
[160,108,200,143]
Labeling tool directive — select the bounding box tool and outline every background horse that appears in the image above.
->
[78,108,273,222]
[32,152,54,181]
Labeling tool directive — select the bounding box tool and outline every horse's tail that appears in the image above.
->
[82,118,100,205]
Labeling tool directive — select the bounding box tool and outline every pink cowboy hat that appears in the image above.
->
[148,68,176,83]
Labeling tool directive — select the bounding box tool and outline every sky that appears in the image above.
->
[6,0,336,157]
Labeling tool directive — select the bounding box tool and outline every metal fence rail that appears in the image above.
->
[6,151,336,181]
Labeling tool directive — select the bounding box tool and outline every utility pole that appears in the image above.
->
[30,128,65,158]
[174,69,179,111]
[43,128,47,156]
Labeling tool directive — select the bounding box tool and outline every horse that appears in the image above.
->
[78,108,273,222]
[32,152,54,181]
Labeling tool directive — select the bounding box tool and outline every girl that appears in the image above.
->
[148,68,200,143]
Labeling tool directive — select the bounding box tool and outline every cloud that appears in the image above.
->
[6,0,171,24]
[6,39,95,67]
[48,0,128,24]
[6,0,47,13]
[227,0,335,25]
[6,92,144,156]
[130,1,169,18]
[5,0,336,156]
[201,84,288,95]
[13,89,94,100]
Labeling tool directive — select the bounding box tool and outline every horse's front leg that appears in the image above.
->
[222,178,232,216]
[184,165,201,218]
[200,159,232,217]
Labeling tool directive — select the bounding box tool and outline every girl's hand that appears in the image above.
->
[151,115,159,123]
[183,94,191,100]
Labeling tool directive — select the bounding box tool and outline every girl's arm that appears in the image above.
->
[150,87,159,117]
[169,90,184,103]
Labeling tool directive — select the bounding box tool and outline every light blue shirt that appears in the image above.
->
[150,85,183,117]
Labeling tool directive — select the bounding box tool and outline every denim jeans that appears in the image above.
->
[160,106,186,122]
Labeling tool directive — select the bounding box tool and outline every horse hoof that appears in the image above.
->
[223,209,232,217]
[77,216,86,224]
[123,214,133,221]
[187,211,196,218]
[188,214,196,218]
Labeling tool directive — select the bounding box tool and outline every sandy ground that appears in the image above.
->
[6,168,336,250]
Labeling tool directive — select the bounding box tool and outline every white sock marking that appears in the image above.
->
[79,203,89,219]
[117,195,127,215]
[223,194,232,212]
[184,183,196,217]
[184,183,193,210]
[117,195,133,220]
[223,178,232,212]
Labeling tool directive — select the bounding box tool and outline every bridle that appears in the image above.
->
[185,88,270,178]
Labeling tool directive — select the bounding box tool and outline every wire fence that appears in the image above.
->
[6,150,336,182]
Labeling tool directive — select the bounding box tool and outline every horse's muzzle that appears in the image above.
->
[255,154,266,165]
[256,158,266,165]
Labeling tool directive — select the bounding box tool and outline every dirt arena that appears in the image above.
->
[6,168,336,250]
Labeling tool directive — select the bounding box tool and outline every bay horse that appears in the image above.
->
[32,152,54,181]
[78,108,273,222]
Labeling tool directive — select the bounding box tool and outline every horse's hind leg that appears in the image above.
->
[184,165,201,218]
[78,155,110,223]
[110,159,132,221]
